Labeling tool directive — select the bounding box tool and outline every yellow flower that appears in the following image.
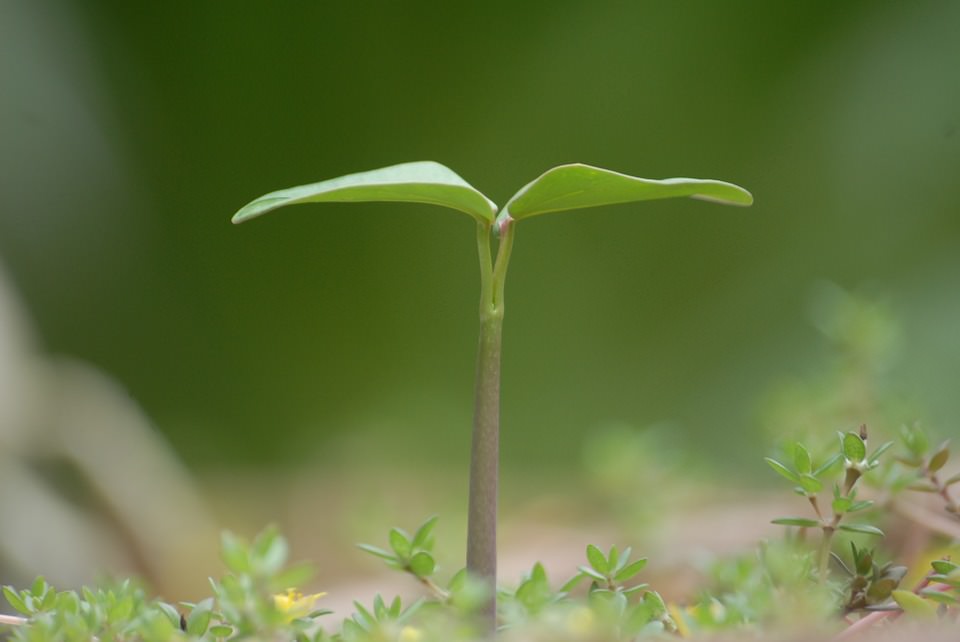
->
[398,625,423,642]
[565,606,595,635]
[273,588,327,620]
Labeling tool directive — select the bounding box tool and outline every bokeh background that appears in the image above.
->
[2,0,958,609]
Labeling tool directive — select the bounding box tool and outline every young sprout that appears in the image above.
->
[233,161,752,629]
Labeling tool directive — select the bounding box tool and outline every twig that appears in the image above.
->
[834,610,897,639]
[0,613,27,627]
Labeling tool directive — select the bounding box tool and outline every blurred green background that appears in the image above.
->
[1,0,959,595]
[4,0,959,467]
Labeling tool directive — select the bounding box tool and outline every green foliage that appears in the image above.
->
[358,515,441,582]
[836,543,907,611]
[233,161,753,228]
[3,528,331,642]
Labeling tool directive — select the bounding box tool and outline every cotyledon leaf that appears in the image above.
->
[498,163,753,224]
[233,161,498,224]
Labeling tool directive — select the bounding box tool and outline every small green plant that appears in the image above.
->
[2,527,332,642]
[232,161,752,626]
[766,425,892,585]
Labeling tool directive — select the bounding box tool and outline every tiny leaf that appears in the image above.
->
[411,515,439,550]
[765,458,801,484]
[408,552,435,578]
[798,473,822,494]
[220,532,250,573]
[847,500,874,513]
[931,560,960,575]
[832,496,852,514]
[614,559,648,583]
[868,441,895,464]
[577,565,607,582]
[357,544,397,563]
[843,432,867,463]
[586,545,609,575]
[928,441,950,473]
[920,589,958,605]
[793,443,812,475]
[771,517,820,528]
[389,528,412,559]
[891,590,937,618]
[187,598,214,636]
[813,453,843,478]
[838,524,884,537]
[3,586,29,615]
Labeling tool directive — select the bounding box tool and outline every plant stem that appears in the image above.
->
[817,524,836,586]
[467,217,514,632]
[0,614,27,627]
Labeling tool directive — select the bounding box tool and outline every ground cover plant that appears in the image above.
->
[4,423,960,640]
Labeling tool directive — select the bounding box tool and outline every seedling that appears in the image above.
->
[232,161,752,627]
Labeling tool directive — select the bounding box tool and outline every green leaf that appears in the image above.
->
[233,161,497,225]
[798,473,822,494]
[186,598,214,636]
[832,496,852,514]
[843,432,867,463]
[928,441,950,473]
[901,425,930,459]
[838,524,884,537]
[586,544,609,575]
[577,565,608,582]
[867,578,899,603]
[389,528,412,559]
[270,562,316,593]
[614,559,648,583]
[607,546,620,572]
[220,532,250,574]
[868,441,895,465]
[642,591,668,618]
[30,577,48,597]
[920,589,958,605]
[254,527,288,575]
[765,458,800,484]
[352,601,375,629]
[622,583,650,596]
[209,625,234,636]
[408,552,435,578]
[847,500,874,513]
[931,560,960,575]
[793,443,812,475]
[891,590,937,618]
[389,595,403,618]
[559,573,588,593]
[357,544,397,563]
[155,602,181,627]
[813,453,843,477]
[944,472,960,487]
[499,164,752,224]
[3,586,29,615]
[373,594,387,620]
[411,515,439,550]
[771,517,820,528]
